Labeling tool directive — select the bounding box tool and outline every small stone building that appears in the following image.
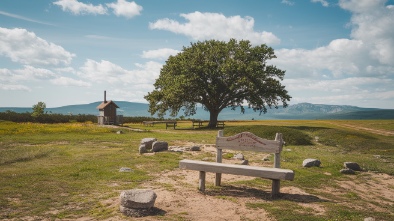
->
[97,91,122,125]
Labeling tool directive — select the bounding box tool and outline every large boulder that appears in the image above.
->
[302,159,321,167]
[139,145,148,154]
[140,138,157,150]
[344,162,362,171]
[119,188,158,217]
[152,141,168,152]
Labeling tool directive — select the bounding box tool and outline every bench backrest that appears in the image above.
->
[215,130,283,168]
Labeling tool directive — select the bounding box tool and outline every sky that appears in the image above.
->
[1,0,394,109]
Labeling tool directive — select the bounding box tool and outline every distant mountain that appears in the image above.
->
[1,102,393,120]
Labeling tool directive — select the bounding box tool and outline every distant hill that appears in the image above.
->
[1,102,393,120]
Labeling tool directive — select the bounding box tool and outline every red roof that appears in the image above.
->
[96,100,119,109]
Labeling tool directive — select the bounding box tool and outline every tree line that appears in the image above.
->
[0,110,180,124]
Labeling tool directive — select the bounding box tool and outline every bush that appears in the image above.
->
[224,125,312,146]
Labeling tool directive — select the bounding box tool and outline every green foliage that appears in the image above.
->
[145,39,291,127]
[313,128,394,154]
[224,125,312,145]
[31,101,46,118]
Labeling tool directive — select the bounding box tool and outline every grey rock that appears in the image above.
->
[152,141,168,152]
[139,145,148,154]
[190,146,201,151]
[344,162,362,171]
[120,189,157,209]
[234,153,244,160]
[303,159,321,167]
[364,217,375,221]
[340,168,356,174]
[140,138,157,149]
[263,156,270,161]
[120,206,154,217]
[117,130,123,134]
[119,167,132,172]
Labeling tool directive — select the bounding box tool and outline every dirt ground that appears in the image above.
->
[108,144,393,221]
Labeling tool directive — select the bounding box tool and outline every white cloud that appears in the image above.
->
[0,10,55,26]
[141,48,180,60]
[284,77,394,107]
[149,11,280,45]
[274,39,368,78]
[339,0,394,65]
[0,28,75,66]
[50,76,91,87]
[78,59,162,85]
[311,0,329,7]
[106,0,142,18]
[53,0,107,15]
[281,0,295,6]
[13,65,57,80]
[271,0,394,80]
[0,84,31,91]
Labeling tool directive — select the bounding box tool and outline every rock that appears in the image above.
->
[116,130,123,134]
[233,153,244,160]
[119,167,132,172]
[190,146,201,151]
[139,145,148,154]
[152,141,168,152]
[340,168,356,174]
[140,138,157,149]
[241,160,249,165]
[364,217,375,221]
[120,206,154,217]
[120,189,157,209]
[344,162,362,171]
[169,146,184,152]
[302,159,321,167]
[263,156,270,161]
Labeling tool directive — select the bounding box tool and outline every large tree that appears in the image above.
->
[31,101,46,118]
[145,39,291,128]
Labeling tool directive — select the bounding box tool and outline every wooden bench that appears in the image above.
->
[142,121,177,129]
[192,120,225,128]
[179,130,295,198]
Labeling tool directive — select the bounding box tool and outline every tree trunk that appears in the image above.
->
[208,110,219,128]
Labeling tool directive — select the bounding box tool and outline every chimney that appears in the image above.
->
[104,90,107,103]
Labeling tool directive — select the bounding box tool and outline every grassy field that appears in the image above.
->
[0,120,393,220]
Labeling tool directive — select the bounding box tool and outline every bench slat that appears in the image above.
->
[179,159,294,181]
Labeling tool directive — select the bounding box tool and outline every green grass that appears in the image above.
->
[0,120,393,220]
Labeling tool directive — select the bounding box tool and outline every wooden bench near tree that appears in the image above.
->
[179,130,295,198]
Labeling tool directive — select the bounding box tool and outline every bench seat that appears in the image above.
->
[179,159,294,180]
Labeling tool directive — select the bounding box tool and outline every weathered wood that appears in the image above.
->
[272,179,280,197]
[215,130,223,186]
[179,160,295,181]
[199,171,206,192]
[180,130,294,198]
[216,132,281,153]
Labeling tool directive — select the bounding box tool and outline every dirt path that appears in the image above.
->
[325,122,394,136]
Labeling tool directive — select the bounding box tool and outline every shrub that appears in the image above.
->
[224,125,312,146]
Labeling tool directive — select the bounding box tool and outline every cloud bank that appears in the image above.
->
[53,0,142,18]
[149,11,281,45]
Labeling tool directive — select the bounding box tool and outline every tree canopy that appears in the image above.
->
[31,101,46,118]
[144,39,291,128]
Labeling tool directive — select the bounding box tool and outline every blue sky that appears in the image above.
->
[1,0,394,109]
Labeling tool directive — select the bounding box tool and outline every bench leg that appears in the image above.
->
[215,173,221,186]
[199,171,206,192]
[272,179,280,198]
